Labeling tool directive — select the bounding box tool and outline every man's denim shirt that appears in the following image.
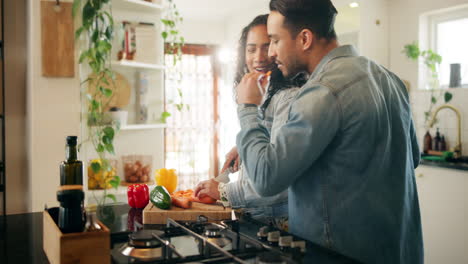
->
[226,88,299,220]
[236,45,423,264]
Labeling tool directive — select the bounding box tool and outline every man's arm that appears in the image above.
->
[236,84,340,196]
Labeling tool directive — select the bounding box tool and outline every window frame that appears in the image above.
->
[428,6,468,89]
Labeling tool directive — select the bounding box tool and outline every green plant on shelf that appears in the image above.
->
[403,42,453,129]
[160,0,188,123]
[73,0,120,205]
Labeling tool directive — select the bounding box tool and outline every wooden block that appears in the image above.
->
[43,210,110,264]
[41,1,74,77]
[143,202,232,224]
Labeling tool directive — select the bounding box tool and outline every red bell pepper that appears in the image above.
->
[127,184,149,209]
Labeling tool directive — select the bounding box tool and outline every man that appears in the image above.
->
[235,0,423,263]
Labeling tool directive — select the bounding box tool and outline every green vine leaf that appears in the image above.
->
[91,99,100,110]
[444,92,453,103]
[105,194,116,203]
[82,1,95,25]
[91,161,101,174]
[99,87,113,97]
[105,144,115,155]
[402,42,420,60]
[72,0,81,18]
[102,135,112,145]
[103,126,114,139]
[75,27,85,39]
[109,176,120,190]
[78,50,89,64]
[97,144,105,153]
[105,26,113,40]
[160,111,171,123]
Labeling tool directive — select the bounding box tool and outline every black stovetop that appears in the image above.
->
[0,203,360,264]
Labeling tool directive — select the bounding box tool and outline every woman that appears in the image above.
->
[194,14,305,227]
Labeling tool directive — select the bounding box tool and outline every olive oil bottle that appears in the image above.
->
[60,136,83,185]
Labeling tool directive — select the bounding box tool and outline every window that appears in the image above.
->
[164,45,221,190]
[430,7,468,88]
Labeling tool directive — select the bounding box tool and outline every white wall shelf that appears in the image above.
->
[114,0,163,11]
[112,60,165,70]
[121,124,167,130]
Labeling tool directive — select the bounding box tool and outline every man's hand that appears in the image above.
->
[236,72,268,105]
[221,146,240,173]
[194,179,220,200]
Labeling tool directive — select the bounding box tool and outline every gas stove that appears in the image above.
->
[111,215,305,264]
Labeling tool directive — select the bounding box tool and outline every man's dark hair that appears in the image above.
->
[270,0,338,40]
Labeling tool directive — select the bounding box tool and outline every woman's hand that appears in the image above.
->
[221,147,240,173]
[236,72,264,105]
[194,179,220,200]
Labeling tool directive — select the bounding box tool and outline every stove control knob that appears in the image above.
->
[290,240,306,253]
[279,235,293,248]
[257,226,269,241]
[267,231,280,246]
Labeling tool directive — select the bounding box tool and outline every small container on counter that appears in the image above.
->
[84,204,102,232]
[423,131,432,153]
[440,135,447,151]
[434,128,442,151]
[122,154,152,184]
[87,159,117,190]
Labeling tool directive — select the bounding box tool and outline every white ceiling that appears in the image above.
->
[174,0,356,22]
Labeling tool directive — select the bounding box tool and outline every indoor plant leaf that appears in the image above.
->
[444,92,453,103]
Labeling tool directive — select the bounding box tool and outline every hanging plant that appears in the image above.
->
[73,0,120,205]
[403,42,453,129]
[160,0,188,123]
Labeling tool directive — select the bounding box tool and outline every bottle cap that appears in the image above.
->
[66,136,78,146]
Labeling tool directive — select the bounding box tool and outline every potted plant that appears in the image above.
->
[403,42,453,129]
[73,0,120,205]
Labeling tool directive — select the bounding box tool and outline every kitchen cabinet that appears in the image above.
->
[80,0,166,202]
[415,165,468,264]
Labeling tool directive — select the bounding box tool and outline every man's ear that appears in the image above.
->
[297,29,314,51]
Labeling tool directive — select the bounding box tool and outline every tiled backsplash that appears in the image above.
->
[410,88,468,155]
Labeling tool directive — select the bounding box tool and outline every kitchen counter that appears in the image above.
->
[420,159,468,171]
[0,204,360,264]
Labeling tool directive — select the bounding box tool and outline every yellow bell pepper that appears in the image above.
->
[155,168,178,194]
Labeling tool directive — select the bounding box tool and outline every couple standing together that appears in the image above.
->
[195,0,423,263]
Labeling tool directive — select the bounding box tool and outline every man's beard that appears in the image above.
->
[282,56,305,80]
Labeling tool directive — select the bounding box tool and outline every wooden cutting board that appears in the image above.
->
[143,202,232,224]
[41,1,74,77]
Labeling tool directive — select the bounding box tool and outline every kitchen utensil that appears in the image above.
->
[41,1,74,77]
[214,167,232,183]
